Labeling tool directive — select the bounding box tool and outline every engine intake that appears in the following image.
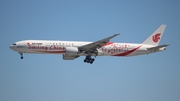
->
[65,47,79,55]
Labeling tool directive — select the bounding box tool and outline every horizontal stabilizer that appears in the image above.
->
[147,44,169,50]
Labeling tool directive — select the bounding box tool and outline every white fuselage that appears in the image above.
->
[9,25,168,64]
[10,40,164,57]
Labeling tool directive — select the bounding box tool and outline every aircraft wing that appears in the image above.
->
[78,34,119,52]
[147,44,169,50]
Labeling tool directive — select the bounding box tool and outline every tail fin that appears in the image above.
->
[142,24,166,46]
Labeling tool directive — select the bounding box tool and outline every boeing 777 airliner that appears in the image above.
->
[10,24,169,64]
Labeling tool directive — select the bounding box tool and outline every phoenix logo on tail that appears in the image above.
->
[152,33,161,43]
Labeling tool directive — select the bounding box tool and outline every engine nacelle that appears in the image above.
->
[65,47,79,55]
[63,55,75,60]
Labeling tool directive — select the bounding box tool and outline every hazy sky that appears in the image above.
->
[1,0,180,101]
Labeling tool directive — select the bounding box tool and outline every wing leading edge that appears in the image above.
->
[78,34,120,52]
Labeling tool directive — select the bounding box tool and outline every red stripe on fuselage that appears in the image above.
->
[113,45,142,56]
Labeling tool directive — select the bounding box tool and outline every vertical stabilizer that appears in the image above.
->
[142,24,166,46]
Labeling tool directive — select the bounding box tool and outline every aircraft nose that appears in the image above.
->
[9,45,16,50]
[9,45,13,50]
[10,43,18,51]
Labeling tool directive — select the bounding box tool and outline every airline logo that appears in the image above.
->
[152,33,161,43]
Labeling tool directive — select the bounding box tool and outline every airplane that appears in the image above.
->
[10,24,169,64]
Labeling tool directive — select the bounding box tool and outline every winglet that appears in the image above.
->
[101,33,120,42]
[109,33,120,39]
[114,33,120,36]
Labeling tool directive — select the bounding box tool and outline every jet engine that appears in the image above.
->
[65,47,79,55]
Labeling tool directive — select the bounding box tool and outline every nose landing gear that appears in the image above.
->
[19,53,23,59]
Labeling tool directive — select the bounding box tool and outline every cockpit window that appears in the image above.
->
[13,43,16,45]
